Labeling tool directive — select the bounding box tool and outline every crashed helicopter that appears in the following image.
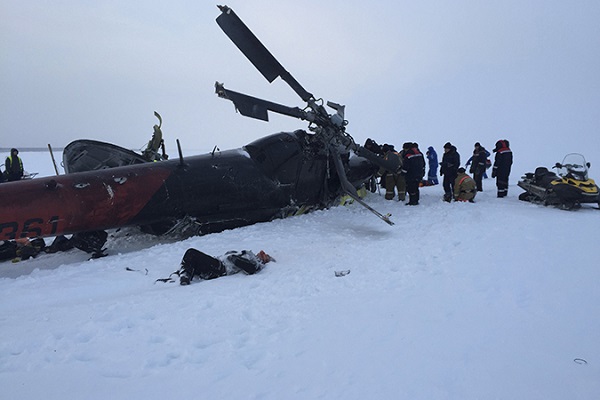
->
[0,5,397,258]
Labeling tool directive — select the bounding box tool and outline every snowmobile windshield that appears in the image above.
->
[559,153,589,181]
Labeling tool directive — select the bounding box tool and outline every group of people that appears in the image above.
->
[174,139,512,285]
[1,148,24,183]
[369,139,513,204]
[364,140,426,205]
[174,139,513,285]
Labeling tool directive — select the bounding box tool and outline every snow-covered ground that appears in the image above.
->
[1,151,599,399]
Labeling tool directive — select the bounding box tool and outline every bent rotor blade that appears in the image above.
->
[330,151,359,199]
[216,5,313,102]
[349,193,394,226]
[331,151,394,226]
[215,82,309,122]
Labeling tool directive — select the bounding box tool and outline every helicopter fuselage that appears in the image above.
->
[0,131,376,241]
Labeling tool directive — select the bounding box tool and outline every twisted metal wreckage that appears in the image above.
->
[0,6,397,259]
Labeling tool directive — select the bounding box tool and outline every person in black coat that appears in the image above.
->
[400,142,426,205]
[439,142,460,202]
[469,142,488,192]
[492,140,513,197]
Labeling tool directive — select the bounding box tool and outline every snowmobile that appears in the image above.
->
[518,153,599,210]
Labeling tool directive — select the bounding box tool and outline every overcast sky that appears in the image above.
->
[2,1,599,168]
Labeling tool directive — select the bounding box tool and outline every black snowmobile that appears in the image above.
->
[518,153,599,210]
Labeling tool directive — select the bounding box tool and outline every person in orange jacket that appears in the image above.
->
[454,167,476,202]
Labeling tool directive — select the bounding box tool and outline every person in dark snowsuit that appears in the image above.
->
[4,148,24,182]
[176,248,275,285]
[426,146,439,185]
[466,149,491,180]
[492,139,513,197]
[469,142,488,192]
[380,144,405,201]
[439,142,460,202]
[400,142,426,205]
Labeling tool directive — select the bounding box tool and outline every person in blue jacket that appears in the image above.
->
[425,146,439,185]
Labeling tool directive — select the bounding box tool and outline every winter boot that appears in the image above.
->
[178,264,193,285]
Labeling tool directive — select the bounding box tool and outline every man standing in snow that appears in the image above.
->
[4,148,24,182]
[439,142,460,202]
[426,146,439,185]
[492,140,513,198]
[469,142,488,192]
[380,144,405,201]
[400,142,426,205]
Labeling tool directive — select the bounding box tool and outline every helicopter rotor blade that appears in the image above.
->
[216,5,314,103]
[215,6,392,226]
[215,82,311,122]
[330,150,394,226]
[330,149,359,199]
